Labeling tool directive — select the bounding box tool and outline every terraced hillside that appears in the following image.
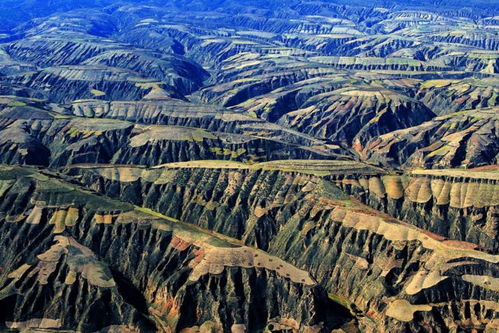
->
[0,0,497,332]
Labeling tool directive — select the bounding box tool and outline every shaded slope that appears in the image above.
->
[0,165,353,332]
[362,107,499,169]
[63,161,499,332]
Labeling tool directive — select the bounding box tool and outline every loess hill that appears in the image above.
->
[0,0,497,332]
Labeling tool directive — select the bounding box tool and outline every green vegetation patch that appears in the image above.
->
[90,89,106,97]
[427,145,452,158]
[7,101,27,107]
[0,165,37,180]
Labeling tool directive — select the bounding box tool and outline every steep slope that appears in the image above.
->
[362,107,499,169]
[0,166,354,332]
[334,168,499,253]
[68,98,347,151]
[416,77,498,115]
[0,1,498,332]
[277,87,435,148]
[4,66,183,103]
[0,96,348,167]
[64,161,499,332]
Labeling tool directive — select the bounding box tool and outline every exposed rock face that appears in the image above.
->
[64,162,499,332]
[5,38,111,67]
[68,99,347,151]
[0,98,347,167]
[415,78,499,115]
[0,0,496,164]
[333,170,499,254]
[6,65,183,103]
[82,50,209,95]
[277,87,435,147]
[363,107,498,169]
[0,166,353,332]
[0,0,498,332]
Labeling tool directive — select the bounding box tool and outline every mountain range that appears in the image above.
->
[0,1,497,332]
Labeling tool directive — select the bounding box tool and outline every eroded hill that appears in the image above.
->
[0,0,497,332]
